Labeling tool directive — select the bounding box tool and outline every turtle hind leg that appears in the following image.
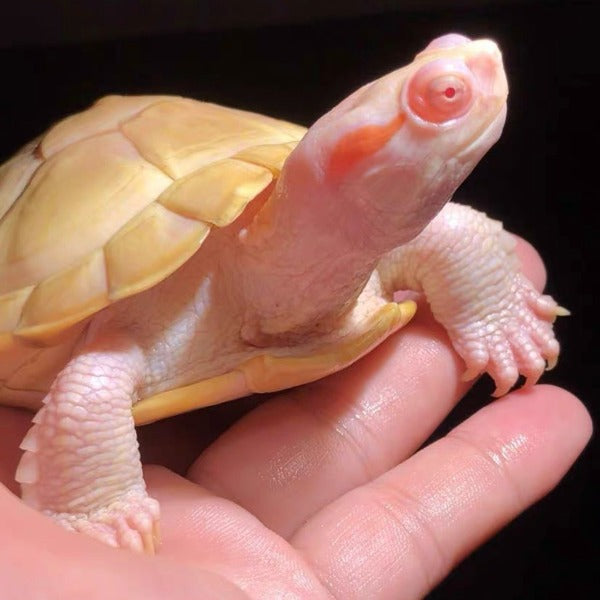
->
[378,202,565,396]
[15,334,160,553]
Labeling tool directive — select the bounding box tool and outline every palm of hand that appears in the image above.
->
[0,239,590,600]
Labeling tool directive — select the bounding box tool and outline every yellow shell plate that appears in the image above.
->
[0,95,306,346]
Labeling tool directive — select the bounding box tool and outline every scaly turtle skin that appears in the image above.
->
[0,34,563,553]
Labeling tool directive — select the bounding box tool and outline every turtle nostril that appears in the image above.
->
[467,51,505,97]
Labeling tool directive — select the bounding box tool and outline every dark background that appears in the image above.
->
[1,1,596,597]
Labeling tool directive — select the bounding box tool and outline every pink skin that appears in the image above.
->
[377,203,563,395]
[16,337,159,551]
[0,241,591,597]
[10,34,564,552]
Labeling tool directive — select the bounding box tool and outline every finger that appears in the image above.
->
[144,466,331,599]
[188,235,547,538]
[513,234,547,290]
[189,306,466,538]
[291,385,591,600]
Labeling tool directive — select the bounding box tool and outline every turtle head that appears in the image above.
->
[287,33,508,250]
[240,35,508,340]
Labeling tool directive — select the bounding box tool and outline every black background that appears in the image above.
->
[1,1,597,598]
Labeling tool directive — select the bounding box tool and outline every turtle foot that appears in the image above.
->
[48,491,161,553]
[452,273,565,397]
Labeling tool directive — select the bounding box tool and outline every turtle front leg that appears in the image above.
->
[15,334,160,553]
[378,202,566,396]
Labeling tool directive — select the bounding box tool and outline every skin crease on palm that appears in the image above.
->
[0,240,592,598]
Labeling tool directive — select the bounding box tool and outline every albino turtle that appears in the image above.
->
[0,34,564,553]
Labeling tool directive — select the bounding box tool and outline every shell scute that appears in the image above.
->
[158,158,273,227]
[0,95,306,346]
[120,100,304,179]
[0,132,172,295]
[0,286,34,334]
[16,249,108,340]
[0,140,43,222]
[234,141,300,174]
[105,203,211,301]
[40,95,176,159]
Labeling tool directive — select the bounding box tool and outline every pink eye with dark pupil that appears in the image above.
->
[405,58,475,124]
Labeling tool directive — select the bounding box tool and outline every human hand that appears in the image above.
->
[0,237,591,599]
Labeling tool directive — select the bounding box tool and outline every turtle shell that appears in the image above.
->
[0,95,306,350]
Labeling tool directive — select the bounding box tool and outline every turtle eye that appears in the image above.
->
[406,59,474,124]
